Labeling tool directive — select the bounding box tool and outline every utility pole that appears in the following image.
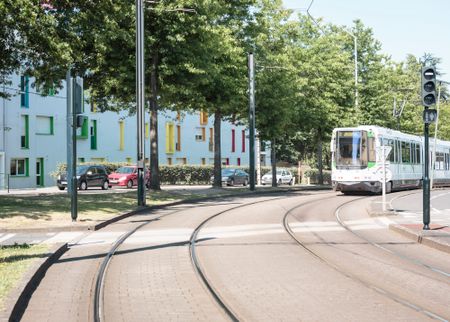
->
[248,53,256,191]
[136,0,146,206]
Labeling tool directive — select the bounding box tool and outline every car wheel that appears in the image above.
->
[243,179,248,186]
[289,179,293,186]
[230,179,234,186]
[102,180,109,190]
[80,181,88,190]
[127,180,133,189]
[58,186,65,191]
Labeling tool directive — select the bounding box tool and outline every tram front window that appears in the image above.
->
[336,131,368,169]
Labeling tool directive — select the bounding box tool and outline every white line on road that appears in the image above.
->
[0,233,15,243]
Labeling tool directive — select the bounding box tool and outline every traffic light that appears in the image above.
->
[421,66,436,107]
[73,76,84,115]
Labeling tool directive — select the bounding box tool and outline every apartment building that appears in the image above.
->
[0,74,269,189]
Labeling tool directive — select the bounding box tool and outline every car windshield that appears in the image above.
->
[76,165,90,175]
[222,169,235,176]
[115,167,134,174]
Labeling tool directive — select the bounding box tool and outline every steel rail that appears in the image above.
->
[283,197,448,322]
[93,190,324,322]
[189,191,335,321]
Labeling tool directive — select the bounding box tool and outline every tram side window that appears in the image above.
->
[446,152,450,170]
[395,140,401,163]
[436,152,444,170]
[386,139,395,162]
[401,141,411,164]
[415,144,421,164]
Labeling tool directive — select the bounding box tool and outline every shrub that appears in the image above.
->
[303,169,331,184]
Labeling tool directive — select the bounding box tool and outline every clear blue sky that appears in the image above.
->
[283,0,450,80]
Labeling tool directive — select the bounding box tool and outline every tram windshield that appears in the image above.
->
[336,130,369,169]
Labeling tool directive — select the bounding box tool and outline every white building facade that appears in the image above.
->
[0,74,269,189]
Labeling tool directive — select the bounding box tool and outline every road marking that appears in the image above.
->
[0,233,15,243]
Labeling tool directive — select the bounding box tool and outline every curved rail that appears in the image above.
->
[93,191,318,322]
[283,197,448,322]
[335,201,450,279]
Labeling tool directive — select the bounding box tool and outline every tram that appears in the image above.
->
[331,125,450,193]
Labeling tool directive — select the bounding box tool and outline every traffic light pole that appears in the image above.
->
[248,53,256,191]
[423,122,430,230]
[71,79,78,222]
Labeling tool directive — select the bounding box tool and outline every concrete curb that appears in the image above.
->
[1,243,68,322]
[389,224,450,254]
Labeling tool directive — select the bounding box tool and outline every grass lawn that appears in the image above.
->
[0,243,49,310]
[0,188,248,229]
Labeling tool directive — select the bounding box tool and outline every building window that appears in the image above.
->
[77,116,89,139]
[200,110,208,125]
[195,127,205,141]
[20,76,29,108]
[176,125,181,151]
[176,158,187,165]
[90,120,97,150]
[231,129,235,152]
[237,157,241,166]
[166,122,175,153]
[90,99,97,113]
[126,157,132,164]
[119,121,125,150]
[78,157,85,163]
[209,128,214,152]
[145,122,149,139]
[201,158,206,165]
[242,130,246,152]
[21,115,29,149]
[10,158,28,176]
[167,157,173,165]
[222,158,229,166]
[91,157,105,162]
[36,116,54,135]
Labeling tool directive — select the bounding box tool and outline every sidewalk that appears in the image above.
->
[368,189,450,254]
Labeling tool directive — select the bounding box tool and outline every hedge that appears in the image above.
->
[51,162,307,185]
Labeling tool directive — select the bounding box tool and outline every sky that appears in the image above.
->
[282,0,450,81]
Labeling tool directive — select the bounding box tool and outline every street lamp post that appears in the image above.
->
[136,0,146,206]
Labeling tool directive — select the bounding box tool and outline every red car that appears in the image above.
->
[108,166,150,188]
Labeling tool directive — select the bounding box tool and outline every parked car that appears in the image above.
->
[262,169,293,185]
[211,168,249,186]
[57,165,110,190]
[108,166,150,189]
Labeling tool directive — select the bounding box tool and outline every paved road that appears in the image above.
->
[17,190,450,321]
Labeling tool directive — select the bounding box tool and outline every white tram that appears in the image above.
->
[331,125,450,193]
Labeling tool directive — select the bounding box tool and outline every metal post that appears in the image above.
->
[256,132,261,186]
[248,53,256,191]
[66,70,72,194]
[136,0,146,206]
[423,122,430,230]
[382,147,386,212]
[71,78,78,221]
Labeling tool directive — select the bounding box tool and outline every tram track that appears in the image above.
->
[283,196,449,322]
[93,190,331,322]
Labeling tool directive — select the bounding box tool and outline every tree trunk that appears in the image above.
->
[317,129,324,185]
[213,109,222,188]
[271,138,277,187]
[149,52,161,190]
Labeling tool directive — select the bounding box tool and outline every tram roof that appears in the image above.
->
[333,125,450,147]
